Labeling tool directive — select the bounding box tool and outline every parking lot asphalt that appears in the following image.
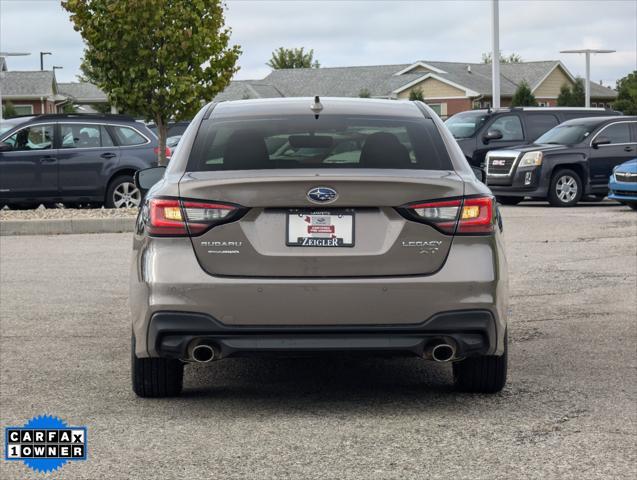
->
[1,201,636,479]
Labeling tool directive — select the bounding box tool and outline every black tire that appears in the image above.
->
[496,196,523,206]
[453,331,508,393]
[628,203,637,211]
[548,169,582,207]
[105,175,142,209]
[131,335,184,398]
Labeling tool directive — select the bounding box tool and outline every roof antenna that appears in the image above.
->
[311,95,323,119]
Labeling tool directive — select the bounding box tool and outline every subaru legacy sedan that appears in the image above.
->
[130,97,509,397]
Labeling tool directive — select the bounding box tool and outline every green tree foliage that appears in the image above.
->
[511,81,537,106]
[267,47,320,69]
[613,70,637,115]
[409,88,424,101]
[2,101,18,118]
[556,78,585,107]
[62,103,78,114]
[481,52,523,64]
[557,83,573,106]
[358,88,371,98]
[63,0,241,165]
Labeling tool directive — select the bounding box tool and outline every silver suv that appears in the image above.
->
[130,97,509,397]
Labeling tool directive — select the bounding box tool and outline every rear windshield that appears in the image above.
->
[187,115,452,171]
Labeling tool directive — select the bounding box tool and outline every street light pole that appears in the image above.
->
[491,0,501,109]
[40,51,52,71]
[0,51,31,121]
[560,49,615,107]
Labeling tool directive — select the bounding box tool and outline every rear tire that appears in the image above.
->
[496,196,523,206]
[453,331,508,393]
[131,335,183,397]
[105,175,142,209]
[548,169,582,207]
[628,202,637,211]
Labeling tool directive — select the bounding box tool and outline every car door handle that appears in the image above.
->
[624,146,634,152]
[100,152,117,159]
[39,156,57,163]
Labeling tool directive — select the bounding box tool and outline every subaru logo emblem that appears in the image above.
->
[307,187,338,204]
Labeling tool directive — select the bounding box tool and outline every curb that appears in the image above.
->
[0,218,136,236]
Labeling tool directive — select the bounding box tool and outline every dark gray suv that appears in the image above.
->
[0,114,159,208]
[130,98,509,397]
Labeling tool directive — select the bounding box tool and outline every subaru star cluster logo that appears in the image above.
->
[307,187,338,204]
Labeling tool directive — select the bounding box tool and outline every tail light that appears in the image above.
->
[400,196,494,234]
[154,146,172,158]
[147,198,244,236]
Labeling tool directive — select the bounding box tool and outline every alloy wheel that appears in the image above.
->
[113,182,141,208]
[555,175,578,204]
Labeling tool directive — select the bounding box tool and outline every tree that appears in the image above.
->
[267,47,319,69]
[62,103,78,114]
[511,81,537,106]
[556,78,585,107]
[63,0,241,166]
[613,70,637,115]
[557,83,573,106]
[571,77,585,106]
[409,88,424,101]
[481,52,523,64]
[2,101,18,118]
[358,88,371,98]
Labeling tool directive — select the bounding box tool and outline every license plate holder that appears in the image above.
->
[286,209,355,247]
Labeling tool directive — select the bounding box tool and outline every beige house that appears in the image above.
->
[215,60,618,118]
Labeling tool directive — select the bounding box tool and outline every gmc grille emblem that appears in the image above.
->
[492,159,506,166]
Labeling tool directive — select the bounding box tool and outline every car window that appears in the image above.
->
[61,124,112,148]
[601,123,631,144]
[188,115,452,171]
[535,123,595,145]
[3,124,54,151]
[526,114,559,141]
[488,115,523,141]
[111,126,147,146]
[445,111,490,139]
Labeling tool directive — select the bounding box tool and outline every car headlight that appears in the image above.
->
[519,151,543,167]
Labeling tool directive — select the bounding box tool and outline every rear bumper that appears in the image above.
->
[131,235,508,358]
[148,310,498,359]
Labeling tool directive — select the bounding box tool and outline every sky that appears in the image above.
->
[1,0,635,87]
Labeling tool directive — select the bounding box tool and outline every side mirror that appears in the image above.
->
[134,166,166,192]
[472,166,487,183]
[0,142,13,152]
[483,129,503,143]
[592,136,611,148]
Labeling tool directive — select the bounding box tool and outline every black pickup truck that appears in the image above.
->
[485,116,637,207]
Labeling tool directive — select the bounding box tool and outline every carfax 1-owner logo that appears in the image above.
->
[4,415,87,474]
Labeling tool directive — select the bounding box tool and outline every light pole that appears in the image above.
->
[40,51,52,71]
[52,66,64,73]
[491,0,501,109]
[0,51,31,121]
[560,49,615,107]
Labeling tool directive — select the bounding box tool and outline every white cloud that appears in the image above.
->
[1,0,635,87]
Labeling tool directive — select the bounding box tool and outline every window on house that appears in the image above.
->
[426,103,442,117]
[13,105,34,115]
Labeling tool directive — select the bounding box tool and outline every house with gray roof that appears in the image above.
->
[0,70,68,115]
[58,82,109,113]
[216,60,618,118]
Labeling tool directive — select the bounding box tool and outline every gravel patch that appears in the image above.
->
[0,206,137,221]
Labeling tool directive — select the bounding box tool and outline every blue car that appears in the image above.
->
[609,158,637,210]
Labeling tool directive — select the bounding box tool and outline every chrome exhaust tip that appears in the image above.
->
[191,344,215,363]
[431,343,455,362]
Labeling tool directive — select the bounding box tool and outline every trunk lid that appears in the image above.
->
[179,169,464,277]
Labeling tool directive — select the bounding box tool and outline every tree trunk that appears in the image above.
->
[156,117,168,166]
